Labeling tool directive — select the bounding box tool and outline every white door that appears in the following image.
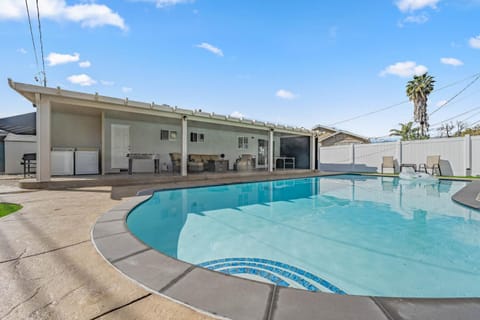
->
[111,124,130,169]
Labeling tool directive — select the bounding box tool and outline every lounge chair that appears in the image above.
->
[418,155,442,176]
[381,156,395,174]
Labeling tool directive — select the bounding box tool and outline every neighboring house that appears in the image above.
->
[0,112,37,173]
[312,124,369,146]
[8,80,317,181]
[0,112,36,135]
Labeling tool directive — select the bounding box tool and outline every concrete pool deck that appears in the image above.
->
[2,172,480,319]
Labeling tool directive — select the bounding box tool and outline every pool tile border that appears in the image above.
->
[91,186,480,320]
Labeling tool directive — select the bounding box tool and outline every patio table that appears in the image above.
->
[127,153,161,175]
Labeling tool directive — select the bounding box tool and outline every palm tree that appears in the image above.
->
[389,121,420,141]
[406,73,435,137]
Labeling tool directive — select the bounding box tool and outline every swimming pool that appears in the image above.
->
[126,175,480,298]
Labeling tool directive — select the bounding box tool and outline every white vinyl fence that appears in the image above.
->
[319,135,478,176]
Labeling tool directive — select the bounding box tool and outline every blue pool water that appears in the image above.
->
[126,175,480,297]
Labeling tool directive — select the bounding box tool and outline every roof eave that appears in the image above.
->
[8,79,314,136]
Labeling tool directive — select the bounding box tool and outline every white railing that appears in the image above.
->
[319,135,478,176]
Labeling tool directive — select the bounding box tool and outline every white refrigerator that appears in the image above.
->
[75,148,99,175]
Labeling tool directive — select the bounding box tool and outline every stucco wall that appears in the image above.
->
[104,116,182,173]
[104,115,282,173]
[51,111,101,149]
[187,124,281,170]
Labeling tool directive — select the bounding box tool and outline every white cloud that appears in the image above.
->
[122,87,133,93]
[196,42,224,57]
[396,0,440,12]
[380,61,428,77]
[403,13,429,24]
[469,35,480,49]
[67,74,96,86]
[440,57,464,66]
[230,111,244,119]
[17,48,27,54]
[155,0,194,8]
[100,80,115,86]
[276,89,296,100]
[46,52,80,66]
[79,60,91,68]
[131,0,194,8]
[0,0,126,30]
[436,100,447,107]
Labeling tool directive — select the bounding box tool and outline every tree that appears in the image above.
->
[461,125,480,136]
[389,122,421,141]
[406,73,435,138]
[437,121,466,137]
[437,122,454,137]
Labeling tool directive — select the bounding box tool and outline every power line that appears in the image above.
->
[329,100,409,126]
[328,72,480,127]
[429,73,480,116]
[470,119,480,127]
[24,0,40,75]
[430,105,480,127]
[461,109,480,123]
[36,0,47,87]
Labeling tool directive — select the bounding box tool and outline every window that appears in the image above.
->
[190,132,205,143]
[161,129,177,141]
[238,136,248,149]
[190,132,197,142]
[160,130,169,141]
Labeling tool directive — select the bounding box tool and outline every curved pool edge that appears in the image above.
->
[452,180,480,209]
[91,195,480,320]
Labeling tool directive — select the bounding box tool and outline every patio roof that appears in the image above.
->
[8,79,313,137]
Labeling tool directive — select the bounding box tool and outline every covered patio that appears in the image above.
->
[9,79,317,183]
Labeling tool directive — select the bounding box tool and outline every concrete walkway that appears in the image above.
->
[0,179,215,319]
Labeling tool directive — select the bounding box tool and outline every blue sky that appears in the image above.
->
[1,0,479,138]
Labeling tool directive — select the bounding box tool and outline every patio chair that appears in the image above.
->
[381,156,395,174]
[234,154,256,171]
[169,153,181,173]
[419,155,442,176]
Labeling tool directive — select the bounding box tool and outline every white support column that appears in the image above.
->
[310,135,315,171]
[101,111,106,175]
[465,134,471,176]
[268,129,274,172]
[396,140,402,173]
[351,143,355,172]
[181,116,188,177]
[317,141,322,172]
[35,94,51,182]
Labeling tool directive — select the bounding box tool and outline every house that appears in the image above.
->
[0,112,37,173]
[8,79,317,182]
[312,124,369,146]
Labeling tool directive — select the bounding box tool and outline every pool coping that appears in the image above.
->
[91,177,480,320]
[452,180,480,209]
